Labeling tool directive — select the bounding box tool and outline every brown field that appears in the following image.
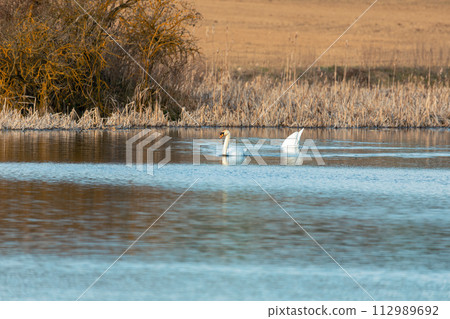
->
[192,0,450,68]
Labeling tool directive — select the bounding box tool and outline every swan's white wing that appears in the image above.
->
[281,129,304,153]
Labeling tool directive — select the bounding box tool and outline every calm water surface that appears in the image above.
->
[0,128,449,300]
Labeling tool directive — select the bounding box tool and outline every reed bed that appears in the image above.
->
[0,102,170,130]
[179,73,450,128]
[2,71,449,129]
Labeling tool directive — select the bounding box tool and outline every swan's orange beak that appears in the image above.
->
[219,132,224,139]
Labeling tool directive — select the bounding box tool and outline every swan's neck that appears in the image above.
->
[222,135,230,155]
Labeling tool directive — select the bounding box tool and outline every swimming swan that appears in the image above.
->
[281,129,304,153]
[219,130,249,157]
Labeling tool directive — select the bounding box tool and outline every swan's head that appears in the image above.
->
[219,130,230,139]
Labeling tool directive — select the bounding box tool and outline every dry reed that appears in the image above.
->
[2,71,449,129]
[179,73,449,128]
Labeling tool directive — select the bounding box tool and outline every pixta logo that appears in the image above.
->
[126,129,171,175]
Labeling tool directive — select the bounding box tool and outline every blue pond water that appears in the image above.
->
[0,128,449,300]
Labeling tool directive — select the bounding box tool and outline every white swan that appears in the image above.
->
[281,129,304,153]
[219,130,248,157]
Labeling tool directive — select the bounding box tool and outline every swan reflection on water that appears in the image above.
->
[221,155,247,166]
[280,154,305,166]
[221,152,307,166]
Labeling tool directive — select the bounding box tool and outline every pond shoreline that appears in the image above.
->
[1,126,450,132]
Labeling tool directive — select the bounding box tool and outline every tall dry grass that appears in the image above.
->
[2,69,449,129]
[177,70,449,128]
[0,101,169,130]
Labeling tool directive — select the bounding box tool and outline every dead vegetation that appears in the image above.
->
[183,72,449,127]
[2,69,449,129]
[0,0,201,115]
[0,0,449,129]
